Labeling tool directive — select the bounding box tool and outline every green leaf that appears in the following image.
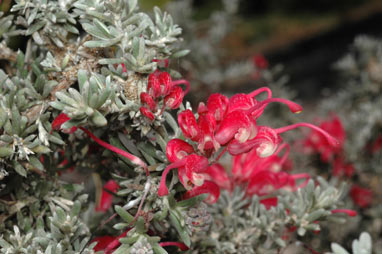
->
[115,205,134,224]
[171,49,190,58]
[169,210,191,247]
[0,146,13,157]
[25,21,46,35]
[176,194,208,208]
[29,156,45,171]
[13,161,27,177]
[89,110,107,126]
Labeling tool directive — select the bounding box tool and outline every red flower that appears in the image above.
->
[178,109,201,141]
[140,106,155,121]
[51,113,77,133]
[252,54,268,69]
[166,139,195,163]
[332,156,355,178]
[203,163,231,190]
[92,230,130,253]
[303,115,345,162]
[206,93,229,122]
[350,185,373,208]
[229,122,339,157]
[183,180,220,204]
[96,180,120,212]
[331,209,357,217]
[215,110,257,145]
[147,72,162,98]
[164,86,185,110]
[140,92,157,112]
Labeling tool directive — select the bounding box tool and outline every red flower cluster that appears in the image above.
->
[140,71,190,121]
[302,115,373,208]
[303,115,345,162]
[159,87,339,203]
[232,143,309,197]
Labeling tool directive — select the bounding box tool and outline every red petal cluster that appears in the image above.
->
[140,71,190,121]
[159,87,338,204]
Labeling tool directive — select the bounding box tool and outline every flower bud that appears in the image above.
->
[178,109,201,141]
[140,107,155,121]
[164,86,184,109]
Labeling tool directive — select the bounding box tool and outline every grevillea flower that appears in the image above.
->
[252,54,268,69]
[147,72,162,98]
[303,115,345,162]
[96,180,120,212]
[350,185,373,208]
[164,86,185,110]
[158,153,209,196]
[183,180,220,204]
[203,163,231,190]
[197,112,220,153]
[331,209,357,217]
[229,123,339,157]
[178,109,201,141]
[140,92,157,112]
[206,93,229,122]
[51,113,77,133]
[140,106,155,121]
[166,139,195,163]
[215,110,257,145]
[332,156,355,178]
[92,230,130,254]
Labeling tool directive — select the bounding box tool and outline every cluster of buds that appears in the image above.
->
[139,71,190,122]
[158,86,339,204]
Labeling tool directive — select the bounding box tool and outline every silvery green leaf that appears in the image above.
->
[13,161,27,177]
[63,24,79,34]
[26,21,46,36]
[172,49,190,58]
[98,58,124,65]
[115,205,134,224]
[29,156,44,171]
[55,91,78,106]
[51,36,64,48]
[86,9,113,23]
[169,210,191,247]
[132,36,145,61]
[127,0,138,15]
[89,110,107,126]
[93,18,112,38]
[32,31,44,45]
[331,243,350,254]
[84,36,121,48]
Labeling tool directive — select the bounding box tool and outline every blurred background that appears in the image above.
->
[136,0,382,100]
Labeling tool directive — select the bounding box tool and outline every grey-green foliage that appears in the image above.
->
[0,52,63,177]
[0,176,93,254]
[190,178,349,253]
[11,0,79,47]
[74,0,184,74]
[0,202,95,254]
[50,70,116,127]
[330,232,372,254]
